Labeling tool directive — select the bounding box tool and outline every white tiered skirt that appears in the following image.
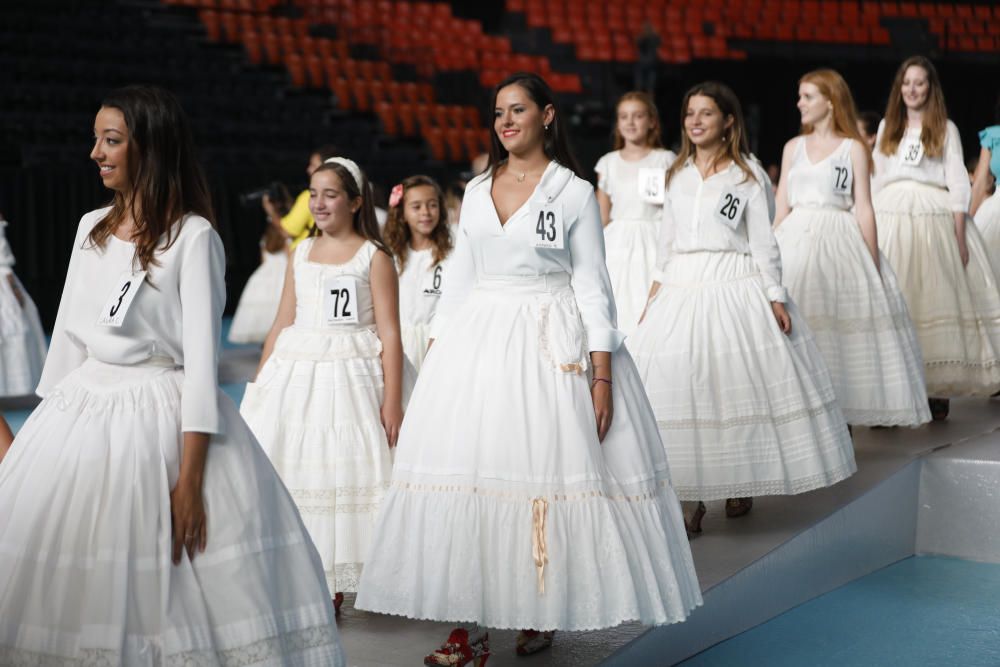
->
[604,217,658,337]
[0,359,343,666]
[228,250,287,344]
[775,206,930,426]
[241,325,395,593]
[0,268,47,396]
[875,181,1000,396]
[629,251,856,501]
[355,272,702,631]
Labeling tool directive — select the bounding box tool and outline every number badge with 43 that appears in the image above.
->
[530,202,564,250]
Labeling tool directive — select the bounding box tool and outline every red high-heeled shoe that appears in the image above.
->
[424,628,490,666]
[333,592,344,616]
[515,629,555,656]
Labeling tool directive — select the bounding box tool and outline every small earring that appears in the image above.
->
[544,124,550,131]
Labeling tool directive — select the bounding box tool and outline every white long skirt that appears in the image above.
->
[401,320,430,373]
[0,359,343,666]
[629,251,856,501]
[0,268,47,396]
[604,217,658,337]
[775,207,930,426]
[974,190,1000,276]
[241,326,395,594]
[355,272,702,631]
[229,250,287,344]
[875,181,1000,396]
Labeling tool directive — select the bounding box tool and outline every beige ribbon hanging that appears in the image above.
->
[531,498,549,595]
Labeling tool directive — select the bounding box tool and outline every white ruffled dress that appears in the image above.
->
[0,208,343,666]
[595,148,676,336]
[241,238,397,594]
[228,241,288,344]
[629,159,857,501]
[775,137,930,426]
[355,163,701,631]
[397,246,449,372]
[873,121,1000,396]
[0,218,47,396]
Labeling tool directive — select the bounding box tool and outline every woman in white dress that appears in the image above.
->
[228,223,288,344]
[629,81,856,532]
[0,85,344,666]
[0,213,47,396]
[355,73,701,664]
[970,99,1000,271]
[773,69,930,427]
[240,157,405,615]
[872,56,1000,419]
[595,91,676,335]
[382,175,454,371]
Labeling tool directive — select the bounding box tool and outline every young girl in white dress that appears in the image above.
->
[0,213,47,396]
[773,69,930,427]
[228,222,288,344]
[596,91,676,335]
[356,73,701,665]
[0,85,343,666]
[872,56,1000,420]
[240,157,405,615]
[382,175,453,371]
[629,81,856,532]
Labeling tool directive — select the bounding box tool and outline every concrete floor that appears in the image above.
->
[4,340,1000,667]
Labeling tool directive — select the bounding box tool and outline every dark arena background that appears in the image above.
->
[2,1,1000,666]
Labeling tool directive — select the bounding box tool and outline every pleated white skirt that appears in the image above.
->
[0,269,47,396]
[604,217,658,337]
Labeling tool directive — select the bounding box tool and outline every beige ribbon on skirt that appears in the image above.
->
[531,497,549,595]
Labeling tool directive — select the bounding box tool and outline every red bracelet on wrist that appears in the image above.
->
[591,377,612,388]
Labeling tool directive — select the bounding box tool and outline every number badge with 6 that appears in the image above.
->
[713,187,748,230]
[530,202,564,250]
[324,276,359,325]
[97,270,147,327]
[422,265,443,297]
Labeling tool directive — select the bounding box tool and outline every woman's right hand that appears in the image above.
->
[771,301,792,335]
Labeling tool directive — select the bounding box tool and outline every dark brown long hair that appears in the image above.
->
[383,175,452,271]
[486,72,584,178]
[87,85,213,271]
[666,81,756,186]
[309,161,390,256]
[612,91,664,150]
[879,55,948,158]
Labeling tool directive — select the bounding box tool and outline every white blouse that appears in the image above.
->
[595,148,677,222]
[430,161,624,352]
[787,137,856,211]
[37,207,226,434]
[398,246,450,327]
[872,119,970,212]
[0,219,15,270]
[654,158,787,302]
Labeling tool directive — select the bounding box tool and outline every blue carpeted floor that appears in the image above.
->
[682,555,1000,667]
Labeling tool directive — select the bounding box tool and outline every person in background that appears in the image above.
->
[263,144,338,249]
[970,94,1000,271]
[635,22,661,94]
[0,212,47,397]
[857,110,880,150]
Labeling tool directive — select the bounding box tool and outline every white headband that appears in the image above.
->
[324,157,364,190]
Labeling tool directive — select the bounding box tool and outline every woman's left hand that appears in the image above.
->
[381,402,404,448]
[771,301,792,335]
[170,479,207,565]
[592,380,614,443]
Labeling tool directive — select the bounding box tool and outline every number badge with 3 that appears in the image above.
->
[323,276,359,325]
[97,270,147,327]
[530,202,564,250]
[830,157,853,195]
[713,188,748,230]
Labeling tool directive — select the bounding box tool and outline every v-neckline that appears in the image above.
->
[802,136,848,166]
[489,162,550,229]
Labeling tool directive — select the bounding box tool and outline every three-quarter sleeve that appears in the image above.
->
[568,189,625,352]
[428,207,476,340]
[652,189,677,284]
[943,121,971,213]
[36,214,95,397]
[745,181,787,302]
[178,225,225,434]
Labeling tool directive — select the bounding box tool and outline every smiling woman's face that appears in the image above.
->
[90,106,130,192]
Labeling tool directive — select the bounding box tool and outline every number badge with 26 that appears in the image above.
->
[97,270,147,327]
[713,188,748,230]
[324,276,359,324]
[530,202,564,250]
